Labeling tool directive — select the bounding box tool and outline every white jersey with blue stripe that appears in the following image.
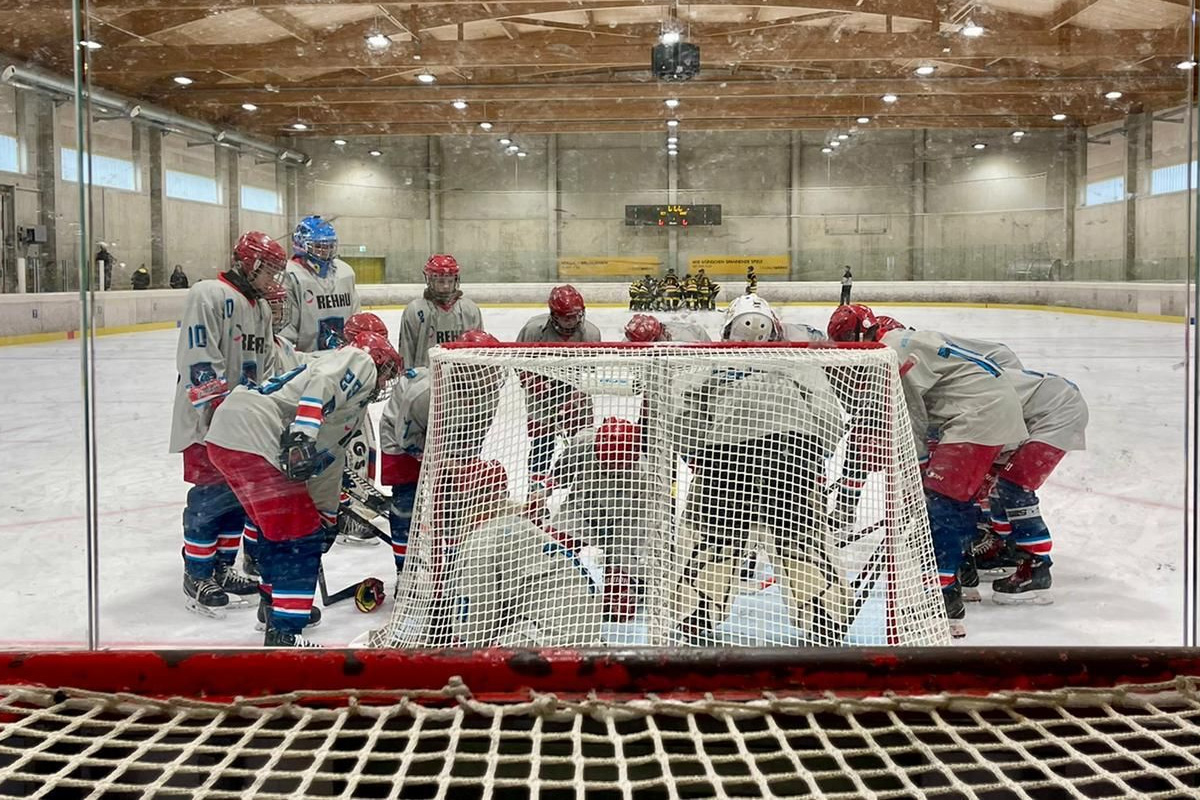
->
[278,256,361,352]
[1004,368,1088,452]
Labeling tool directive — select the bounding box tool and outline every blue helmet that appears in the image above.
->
[292,215,338,271]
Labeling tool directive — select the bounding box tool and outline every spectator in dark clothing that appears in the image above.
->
[840,266,853,305]
[169,265,189,289]
[131,265,150,290]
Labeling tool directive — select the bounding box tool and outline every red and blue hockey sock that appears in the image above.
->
[925,490,977,588]
[995,479,1052,563]
[182,483,244,579]
[389,482,417,572]
[241,520,260,564]
[258,531,323,635]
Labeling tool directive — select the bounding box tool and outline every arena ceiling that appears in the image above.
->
[0,0,1192,137]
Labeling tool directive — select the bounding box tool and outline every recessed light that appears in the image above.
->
[821,147,833,154]
[499,137,512,145]
[972,142,986,150]
[479,122,493,131]
[366,32,391,49]
[413,54,421,61]
[241,103,258,112]
[416,72,436,84]
[667,143,678,150]
[667,119,680,127]
[915,65,936,76]
[668,150,678,156]
[368,149,383,157]
[1178,60,1197,70]
[829,141,841,148]
[173,76,193,86]
[452,99,468,110]
[881,93,898,103]
[1105,90,1123,100]
[961,23,984,37]
[660,31,681,45]
[291,122,308,131]
[667,136,678,143]
[1052,113,1067,121]
[1012,130,1026,138]
[517,151,527,158]
[856,116,871,124]
[665,98,680,109]
[837,133,849,140]
[333,138,347,146]
[505,145,519,154]
[79,40,102,50]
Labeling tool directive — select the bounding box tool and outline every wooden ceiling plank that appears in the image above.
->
[94,8,212,42]
[257,8,313,43]
[1049,0,1104,32]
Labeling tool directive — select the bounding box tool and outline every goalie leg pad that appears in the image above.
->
[776,555,852,646]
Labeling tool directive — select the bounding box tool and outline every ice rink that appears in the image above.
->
[0,301,1186,649]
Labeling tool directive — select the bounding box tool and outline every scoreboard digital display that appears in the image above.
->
[625,204,722,227]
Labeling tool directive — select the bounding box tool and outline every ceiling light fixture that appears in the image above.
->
[499,137,512,145]
[333,138,347,146]
[366,32,391,50]
[1178,60,1197,70]
[667,136,678,143]
[660,30,681,45]
[857,116,871,124]
[1012,130,1026,138]
[961,23,984,37]
[1051,113,1067,121]
[829,141,841,148]
[517,151,527,158]
[79,40,102,50]
[915,65,936,76]
[241,102,258,111]
[291,122,308,131]
[1104,90,1123,100]
[505,145,519,154]
[416,72,436,84]
[452,99,468,110]
[972,142,986,150]
[479,121,493,130]
[665,98,680,109]
[821,147,833,154]
[666,119,680,127]
[837,133,850,140]
[881,93,898,103]
[668,150,678,156]
[368,149,383,156]
[173,76,193,86]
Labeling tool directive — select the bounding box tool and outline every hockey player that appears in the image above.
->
[659,269,682,310]
[721,294,825,343]
[399,254,483,370]
[827,304,1027,636]
[448,460,605,647]
[745,265,758,295]
[380,329,502,577]
[681,272,700,310]
[628,277,650,311]
[169,231,286,615]
[623,314,711,343]
[517,285,603,479]
[205,331,403,647]
[279,215,361,352]
[695,269,718,311]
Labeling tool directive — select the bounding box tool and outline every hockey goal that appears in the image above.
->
[370,340,947,649]
[3,648,1199,799]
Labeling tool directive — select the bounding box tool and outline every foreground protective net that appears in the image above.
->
[375,341,946,650]
[2,649,1200,799]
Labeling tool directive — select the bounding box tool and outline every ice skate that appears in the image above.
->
[992,555,1053,605]
[242,550,260,579]
[183,574,229,619]
[972,530,1021,576]
[263,628,322,648]
[943,584,966,639]
[959,551,981,603]
[214,562,258,607]
[336,517,382,547]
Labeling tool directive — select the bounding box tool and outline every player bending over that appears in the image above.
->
[205,331,402,647]
[623,314,711,343]
[400,254,483,369]
[279,215,361,352]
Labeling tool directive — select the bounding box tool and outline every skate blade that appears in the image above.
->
[256,617,322,632]
[992,590,1053,606]
[184,600,227,620]
[948,619,967,639]
[224,594,256,609]
[978,566,1018,578]
[961,586,982,603]
[337,534,381,547]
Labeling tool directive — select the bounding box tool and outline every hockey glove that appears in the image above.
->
[279,430,320,481]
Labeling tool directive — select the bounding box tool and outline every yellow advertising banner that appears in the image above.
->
[687,255,790,277]
[558,256,661,278]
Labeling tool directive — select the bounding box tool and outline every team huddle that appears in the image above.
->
[171,222,1087,646]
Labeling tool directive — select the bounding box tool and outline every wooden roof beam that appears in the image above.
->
[257,8,313,44]
[1049,0,1104,32]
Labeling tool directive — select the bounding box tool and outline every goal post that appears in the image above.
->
[372,340,947,649]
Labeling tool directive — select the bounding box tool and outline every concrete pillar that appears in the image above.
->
[667,146,678,274]
[226,149,240,252]
[907,130,927,281]
[148,130,165,287]
[427,136,442,257]
[282,162,298,225]
[1124,110,1149,281]
[546,134,558,281]
[33,95,56,292]
[788,131,802,279]
[1061,126,1080,268]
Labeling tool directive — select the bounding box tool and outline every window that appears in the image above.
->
[0,134,19,173]
[1084,176,1124,206]
[241,184,281,214]
[166,169,220,204]
[1150,161,1198,195]
[61,147,137,191]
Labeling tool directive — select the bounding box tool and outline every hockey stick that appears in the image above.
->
[318,565,386,612]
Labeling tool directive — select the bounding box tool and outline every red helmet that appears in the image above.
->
[459,459,509,504]
[344,312,388,343]
[549,285,585,335]
[460,329,499,346]
[624,314,665,342]
[828,304,881,342]
[595,417,642,466]
[874,315,906,335]
[261,281,289,331]
[351,332,403,400]
[233,231,287,279]
[424,254,459,278]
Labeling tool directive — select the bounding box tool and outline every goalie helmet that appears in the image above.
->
[344,312,388,343]
[722,294,781,342]
[595,417,642,466]
[624,314,665,342]
[548,285,585,336]
[424,254,460,304]
[231,231,287,299]
[828,304,883,342]
[292,215,338,272]
[350,332,403,402]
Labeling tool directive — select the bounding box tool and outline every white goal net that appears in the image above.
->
[371,341,947,649]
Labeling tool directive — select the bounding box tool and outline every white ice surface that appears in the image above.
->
[0,302,1186,648]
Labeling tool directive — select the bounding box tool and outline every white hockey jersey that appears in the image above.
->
[880,328,1027,459]
[399,296,484,369]
[781,322,828,342]
[516,314,602,343]
[169,275,276,454]
[379,368,431,459]
[278,256,361,352]
[205,347,378,510]
[449,511,604,647]
[661,321,712,342]
[941,336,1025,372]
[1004,369,1088,452]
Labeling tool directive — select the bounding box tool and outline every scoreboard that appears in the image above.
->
[624,204,722,227]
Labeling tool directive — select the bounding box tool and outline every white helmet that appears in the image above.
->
[722,294,781,342]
